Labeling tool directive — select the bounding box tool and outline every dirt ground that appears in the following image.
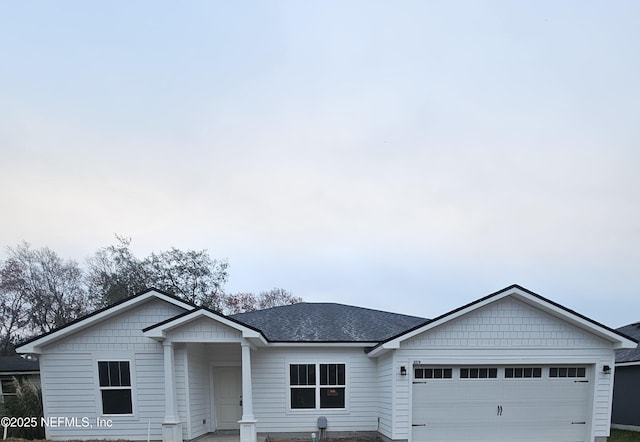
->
[266,438,382,442]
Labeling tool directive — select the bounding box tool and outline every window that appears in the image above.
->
[290,364,316,409]
[0,377,17,402]
[460,368,498,379]
[414,368,452,379]
[549,367,586,378]
[98,361,133,414]
[290,363,346,409]
[505,367,542,378]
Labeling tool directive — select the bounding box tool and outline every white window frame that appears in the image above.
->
[287,362,348,412]
[97,359,134,416]
[0,376,17,402]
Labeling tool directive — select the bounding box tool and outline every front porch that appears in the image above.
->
[142,309,268,442]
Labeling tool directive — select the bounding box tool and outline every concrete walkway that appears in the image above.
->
[194,431,267,442]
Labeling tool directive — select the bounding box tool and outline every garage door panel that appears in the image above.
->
[411,366,590,442]
[414,418,504,442]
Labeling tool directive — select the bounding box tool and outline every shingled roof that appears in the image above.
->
[616,323,640,363]
[231,302,428,342]
[0,356,39,373]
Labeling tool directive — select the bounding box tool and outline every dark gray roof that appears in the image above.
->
[0,356,39,373]
[616,323,640,363]
[231,302,428,342]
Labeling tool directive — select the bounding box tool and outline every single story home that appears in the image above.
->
[0,355,40,402]
[17,284,637,442]
[611,322,640,431]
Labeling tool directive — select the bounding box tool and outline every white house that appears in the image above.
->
[17,284,637,442]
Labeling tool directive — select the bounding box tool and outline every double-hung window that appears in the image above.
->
[290,363,346,410]
[98,361,133,415]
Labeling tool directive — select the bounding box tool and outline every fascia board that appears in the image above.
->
[142,309,267,343]
[512,291,638,349]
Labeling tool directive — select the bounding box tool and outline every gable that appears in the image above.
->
[402,297,609,350]
[42,298,187,353]
[163,316,243,342]
[16,288,195,354]
[368,285,637,357]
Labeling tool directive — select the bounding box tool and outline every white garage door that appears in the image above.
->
[412,366,591,442]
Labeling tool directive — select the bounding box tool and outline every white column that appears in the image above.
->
[241,342,255,420]
[239,342,257,442]
[162,340,182,442]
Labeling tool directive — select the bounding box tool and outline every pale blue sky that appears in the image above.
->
[1,1,639,327]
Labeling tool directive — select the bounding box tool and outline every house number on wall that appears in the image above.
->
[413,360,421,365]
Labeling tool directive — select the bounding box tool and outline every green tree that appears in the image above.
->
[144,247,229,311]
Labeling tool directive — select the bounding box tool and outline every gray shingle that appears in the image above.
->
[231,302,428,342]
[0,356,39,373]
[616,323,640,363]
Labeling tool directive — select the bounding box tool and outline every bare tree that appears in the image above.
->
[0,243,93,350]
[0,260,30,355]
[224,288,302,314]
[223,292,260,315]
[256,287,302,310]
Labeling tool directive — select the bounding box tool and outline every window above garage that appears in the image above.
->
[415,368,452,379]
[460,368,498,379]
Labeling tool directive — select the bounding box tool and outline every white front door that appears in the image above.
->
[214,367,242,430]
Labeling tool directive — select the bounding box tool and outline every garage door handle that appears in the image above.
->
[412,424,426,427]
[497,405,503,416]
[571,421,586,425]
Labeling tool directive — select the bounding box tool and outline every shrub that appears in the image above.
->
[0,377,45,439]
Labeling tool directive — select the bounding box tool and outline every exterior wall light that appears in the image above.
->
[400,366,407,376]
[603,365,611,374]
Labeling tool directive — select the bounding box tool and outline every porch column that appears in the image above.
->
[239,342,257,442]
[162,340,182,442]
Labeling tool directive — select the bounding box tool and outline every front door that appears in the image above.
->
[213,367,242,430]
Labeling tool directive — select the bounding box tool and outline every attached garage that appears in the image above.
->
[368,285,637,442]
[411,365,591,441]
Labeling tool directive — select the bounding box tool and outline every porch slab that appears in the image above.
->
[194,431,267,442]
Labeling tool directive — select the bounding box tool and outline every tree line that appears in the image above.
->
[0,236,301,355]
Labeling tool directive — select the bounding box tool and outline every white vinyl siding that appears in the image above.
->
[250,347,378,434]
[134,352,164,440]
[187,343,211,439]
[377,352,393,439]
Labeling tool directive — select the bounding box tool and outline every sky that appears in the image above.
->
[1,1,639,328]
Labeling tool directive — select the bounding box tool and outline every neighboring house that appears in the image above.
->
[0,355,40,402]
[16,284,637,442]
[612,322,640,431]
